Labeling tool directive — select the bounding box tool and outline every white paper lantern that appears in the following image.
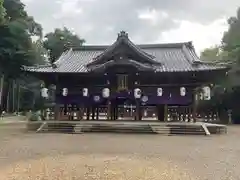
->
[134,88,141,99]
[41,88,48,98]
[83,88,88,97]
[102,88,110,98]
[62,88,68,96]
[180,87,186,96]
[203,86,211,100]
[157,88,163,96]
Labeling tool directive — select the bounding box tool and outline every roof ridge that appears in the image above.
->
[71,41,192,51]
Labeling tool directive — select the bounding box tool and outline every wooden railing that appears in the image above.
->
[44,104,219,123]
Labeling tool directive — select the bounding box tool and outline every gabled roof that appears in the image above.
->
[24,31,227,73]
[87,31,158,67]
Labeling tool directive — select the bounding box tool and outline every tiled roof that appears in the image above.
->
[24,39,226,73]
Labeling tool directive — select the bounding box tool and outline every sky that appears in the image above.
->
[22,0,239,54]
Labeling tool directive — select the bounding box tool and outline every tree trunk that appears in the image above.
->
[12,79,15,112]
[0,74,4,107]
[17,81,20,114]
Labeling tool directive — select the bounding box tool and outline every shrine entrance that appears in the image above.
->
[113,97,136,120]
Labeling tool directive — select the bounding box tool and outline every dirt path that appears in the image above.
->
[0,125,240,179]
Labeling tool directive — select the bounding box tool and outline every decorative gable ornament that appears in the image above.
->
[203,86,211,100]
[102,88,110,98]
[41,88,49,98]
[157,88,163,96]
[83,88,88,97]
[134,88,141,99]
[94,95,100,102]
[141,96,148,103]
[180,87,186,96]
[62,88,68,96]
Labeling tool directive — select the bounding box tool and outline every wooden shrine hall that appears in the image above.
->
[25,31,227,122]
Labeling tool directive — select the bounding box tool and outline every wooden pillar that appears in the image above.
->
[107,100,111,120]
[68,104,72,120]
[54,104,60,120]
[64,104,67,116]
[164,104,168,122]
[115,103,118,120]
[193,89,198,123]
[86,106,90,120]
[139,105,142,121]
[110,100,115,120]
[96,106,99,120]
[113,105,117,120]
[91,106,95,120]
[136,100,140,121]
[77,105,81,120]
[156,105,159,121]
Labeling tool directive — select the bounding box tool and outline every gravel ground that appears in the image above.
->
[0,123,240,179]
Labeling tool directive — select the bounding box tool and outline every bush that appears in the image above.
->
[28,111,42,121]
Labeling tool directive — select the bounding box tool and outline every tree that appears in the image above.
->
[43,27,85,63]
[200,7,240,123]
[200,46,229,63]
[3,0,42,38]
[31,40,49,65]
[0,0,43,111]
[222,7,240,63]
[200,46,221,62]
[0,0,43,76]
[0,0,5,24]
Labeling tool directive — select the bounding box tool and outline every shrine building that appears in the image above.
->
[25,31,227,122]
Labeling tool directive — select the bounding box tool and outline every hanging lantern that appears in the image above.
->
[134,88,141,99]
[180,87,186,96]
[41,88,48,98]
[83,88,88,97]
[102,88,110,98]
[157,88,163,96]
[62,88,68,96]
[203,86,211,100]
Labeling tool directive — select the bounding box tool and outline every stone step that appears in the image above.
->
[31,121,226,135]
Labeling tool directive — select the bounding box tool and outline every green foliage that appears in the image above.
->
[0,0,46,113]
[200,45,230,63]
[31,40,49,65]
[0,0,6,24]
[0,0,44,78]
[222,8,240,63]
[0,21,33,77]
[43,27,85,63]
[201,7,240,123]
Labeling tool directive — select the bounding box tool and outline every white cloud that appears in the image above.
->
[159,18,228,54]
[53,0,83,19]
[138,9,169,26]
[23,0,237,53]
